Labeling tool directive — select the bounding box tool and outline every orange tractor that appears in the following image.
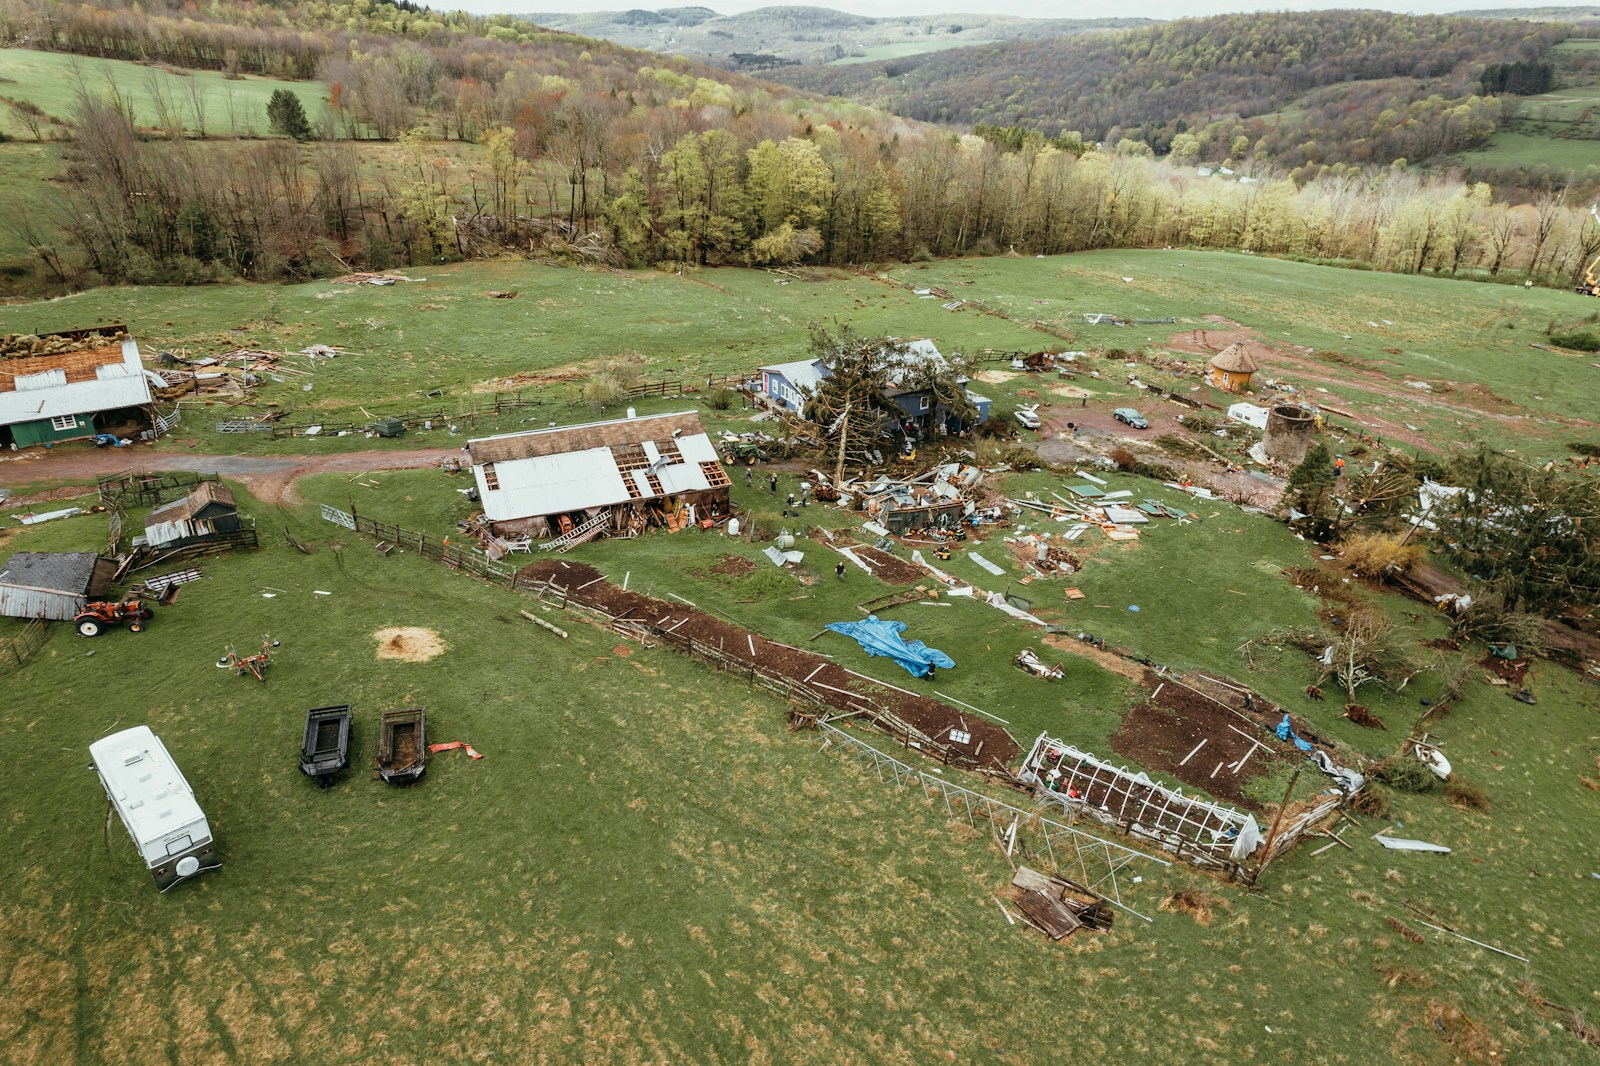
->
[74,583,180,637]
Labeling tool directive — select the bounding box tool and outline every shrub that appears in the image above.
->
[1369,753,1437,793]
[1444,777,1490,811]
[1337,531,1423,579]
[704,387,739,411]
[1108,447,1137,471]
[1347,784,1390,817]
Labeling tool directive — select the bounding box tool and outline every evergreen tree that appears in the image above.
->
[1284,443,1338,537]
[266,90,313,141]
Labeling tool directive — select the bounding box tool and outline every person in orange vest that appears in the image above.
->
[1334,454,1345,478]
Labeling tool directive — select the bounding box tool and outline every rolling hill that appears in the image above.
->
[518,6,1151,69]
[768,10,1566,169]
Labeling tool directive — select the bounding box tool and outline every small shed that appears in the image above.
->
[144,482,241,548]
[0,551,116,620]
[1207,343,1260,393]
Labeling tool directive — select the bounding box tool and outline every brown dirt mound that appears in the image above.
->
[1160,888,1222,925]
[373,626,445,662]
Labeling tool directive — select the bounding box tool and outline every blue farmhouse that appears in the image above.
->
[756,339,990,434]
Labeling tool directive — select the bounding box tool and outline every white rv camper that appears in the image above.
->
[89,726,220,890]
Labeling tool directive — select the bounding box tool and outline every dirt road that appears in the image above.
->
[0,443,461,505]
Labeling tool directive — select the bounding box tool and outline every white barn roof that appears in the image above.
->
[0,339,152,427]
[467,411,724,522]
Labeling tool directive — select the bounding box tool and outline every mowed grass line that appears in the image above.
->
[0,480,1597,1060]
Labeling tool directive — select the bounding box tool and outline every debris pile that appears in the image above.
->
[330,272,425,285]
[2,328,128,357]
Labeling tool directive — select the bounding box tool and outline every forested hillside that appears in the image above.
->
[773,11,1563,170]
[0,0,1596,297]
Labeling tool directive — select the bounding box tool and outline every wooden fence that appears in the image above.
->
[0,619,51,676]
[97,470,214,508]
[320,504,519,586]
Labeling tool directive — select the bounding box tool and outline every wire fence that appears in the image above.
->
[0,619,51,677]
[811,719,1169,922]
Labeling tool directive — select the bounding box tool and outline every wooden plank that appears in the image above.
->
[1015,889,1080,940]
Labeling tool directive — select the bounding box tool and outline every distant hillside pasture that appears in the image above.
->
[1454,127,1600,174]
[0,48,329,138]
[0,144,69,277]
[5,251,1598,461]
[521,8,1147,66]
[831,38,999,65]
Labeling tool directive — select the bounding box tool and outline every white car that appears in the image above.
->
[1015,405,1041,430]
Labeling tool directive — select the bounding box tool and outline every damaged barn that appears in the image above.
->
[466,411,732,545]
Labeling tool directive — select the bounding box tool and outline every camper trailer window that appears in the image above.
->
[165,835,193,855]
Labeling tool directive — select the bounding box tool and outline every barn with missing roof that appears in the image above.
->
[466,411,732,543]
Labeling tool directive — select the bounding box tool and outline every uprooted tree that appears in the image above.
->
[1318,604,1422,713]
[800,323,978,486]
[1433,445,1600,617]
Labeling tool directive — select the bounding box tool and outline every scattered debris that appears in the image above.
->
[1374,836,1451,854]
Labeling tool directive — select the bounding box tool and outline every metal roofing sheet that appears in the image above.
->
[467,411,708,465]
[481,448,631,520]
[0,340,151,426]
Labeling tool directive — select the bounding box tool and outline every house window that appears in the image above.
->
[482,462,500,491]
[50,414,78,431]
[919,396,931,412]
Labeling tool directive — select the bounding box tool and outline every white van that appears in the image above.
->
[89,726,220,891]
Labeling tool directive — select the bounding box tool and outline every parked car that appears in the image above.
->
[1014,405,1041,430]
[1113,407,1149,429]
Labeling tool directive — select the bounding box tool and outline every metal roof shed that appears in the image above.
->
[0,551,116,620]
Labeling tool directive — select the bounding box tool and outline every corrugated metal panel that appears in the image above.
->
[678,434,719,464]
[0,586,82,620]
[482,448,630,521]
[0,339,151,427]
[657,461,711,494]
[467,411,706,465]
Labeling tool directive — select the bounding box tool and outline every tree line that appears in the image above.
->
[4,0,1598,289]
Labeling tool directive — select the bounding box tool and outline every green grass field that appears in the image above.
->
[6,251,1597,460]
[0,143,68,275]
[2,452,1598,1061]
[0,47,328,138]
[1456,126,1600,173]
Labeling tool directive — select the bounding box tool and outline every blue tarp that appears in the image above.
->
[824,615,955,679]
[1276,714,1314,752]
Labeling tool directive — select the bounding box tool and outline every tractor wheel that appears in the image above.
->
[128,622,143,633]
[76,619,102,637]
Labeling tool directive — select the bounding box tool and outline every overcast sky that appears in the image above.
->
[452,1,1588,19]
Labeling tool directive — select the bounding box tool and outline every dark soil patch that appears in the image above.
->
[519,559,1020,771]
[1108,672,1330,810]
[849,543,928,586]
[707,555,757,578]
